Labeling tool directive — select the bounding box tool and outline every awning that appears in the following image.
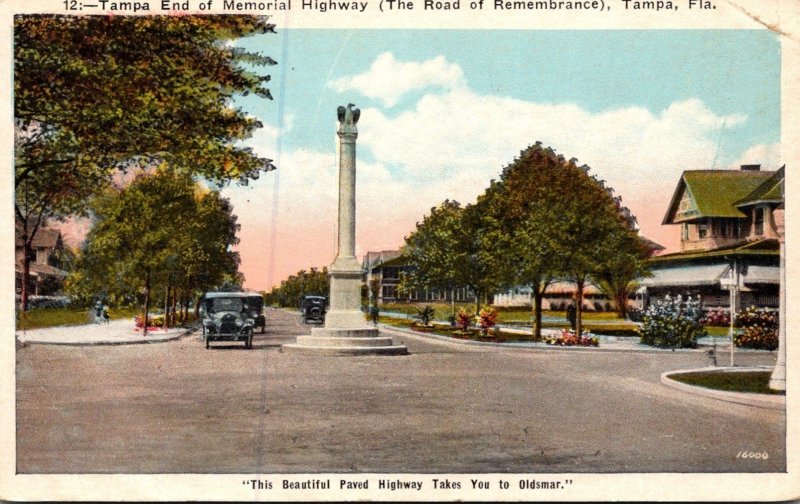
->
[743,265,780,285]
[639,263,729,288]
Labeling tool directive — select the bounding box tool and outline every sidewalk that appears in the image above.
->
[16,318,190,346]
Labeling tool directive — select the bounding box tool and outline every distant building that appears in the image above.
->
[15,222,69,296]
[362,250,474,304]
[639,164,783,310]
[493,237,664,311]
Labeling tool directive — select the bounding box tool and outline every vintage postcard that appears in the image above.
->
[1,0,799,501]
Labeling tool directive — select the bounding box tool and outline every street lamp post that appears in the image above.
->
[721,259,738,367]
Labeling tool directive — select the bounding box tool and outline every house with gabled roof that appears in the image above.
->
[640,164,783,310]
[15,222,69,296]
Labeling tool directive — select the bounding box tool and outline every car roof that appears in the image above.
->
[204,291,262,299]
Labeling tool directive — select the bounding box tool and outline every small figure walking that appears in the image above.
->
[370,305,380,325]
[102,303,110,324]
[94,300,103,324]
[566,302,577,331]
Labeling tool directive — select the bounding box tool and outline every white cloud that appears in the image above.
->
[733,142,781,169]
[328,52,465,108]
[234,55,779,289]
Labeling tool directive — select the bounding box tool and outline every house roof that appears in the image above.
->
[15,226,63,249]
[647,238,779,264]
[362,250,403,270]
[28,262,68,278]
[640,237,665,253]
[662,169,774,224]
[736,166,784,207]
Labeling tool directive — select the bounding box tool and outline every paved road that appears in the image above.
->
[16,308,784,473]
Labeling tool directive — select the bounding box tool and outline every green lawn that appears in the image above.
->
[379,315,545,343]
[704,326,735,337]
[16,307,140,330]
[379,303,639,335]
[670,370,784,395]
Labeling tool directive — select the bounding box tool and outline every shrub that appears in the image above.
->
[477,306,498,336]
[639,294,705,349]
[627,308,644,322]
[414,305,435,326]
[455,308,473,332]
[734,306,779,350]
[17,295,71,310]
[135,314,165,329]
[701,308,731,327]
[544,329,599,347]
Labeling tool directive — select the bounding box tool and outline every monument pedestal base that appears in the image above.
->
[283,327,408,356]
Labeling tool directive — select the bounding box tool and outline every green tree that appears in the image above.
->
[15,14,277,310]
[403,199,500,314]
[402,200,465,316]
[480,143,648,337]
[264,267,330,308]
[67,169,240,335]
[592,229,652,318]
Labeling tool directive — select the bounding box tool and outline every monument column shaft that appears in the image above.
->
[337,131,357,260]
[282,104,406,354]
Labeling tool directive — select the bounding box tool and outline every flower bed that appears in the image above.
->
[543,329,599,347]
[734,306,778,350]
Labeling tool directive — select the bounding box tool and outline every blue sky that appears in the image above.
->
[226,29,781,290]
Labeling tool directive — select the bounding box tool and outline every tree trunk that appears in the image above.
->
[532,289,544,341]
[616,288,628,319]
[170,286,178,326]
[575,278,585,336]
[143,275,151,337]
[21,242,33,312]
[163,284,170,330]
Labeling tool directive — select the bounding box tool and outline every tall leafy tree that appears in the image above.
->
[481,143,649,337]
[14,14,277,310]
[68,169,241,334]
[402,200,465,316]
[403,199,500,313]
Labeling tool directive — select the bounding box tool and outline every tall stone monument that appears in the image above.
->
[283,105,407,355]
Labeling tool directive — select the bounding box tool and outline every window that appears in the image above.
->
[682,223,689,240]
[754,207,765,235]
[712,220,723,237]
[698,223,708,239]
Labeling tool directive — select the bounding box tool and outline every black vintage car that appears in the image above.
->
[201,292,256,349]
[246,293,266,333]
[300,295,327,324]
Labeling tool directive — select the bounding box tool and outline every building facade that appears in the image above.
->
[640,164,783,310]
[362,250,474,304]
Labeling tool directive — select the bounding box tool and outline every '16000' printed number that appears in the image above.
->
[737,451,769,460]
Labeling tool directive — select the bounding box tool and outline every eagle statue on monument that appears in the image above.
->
[337,103,360,133]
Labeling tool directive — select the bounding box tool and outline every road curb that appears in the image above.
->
[379,324,720,355]
[16,329,193,347]
[660,367,786,410]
